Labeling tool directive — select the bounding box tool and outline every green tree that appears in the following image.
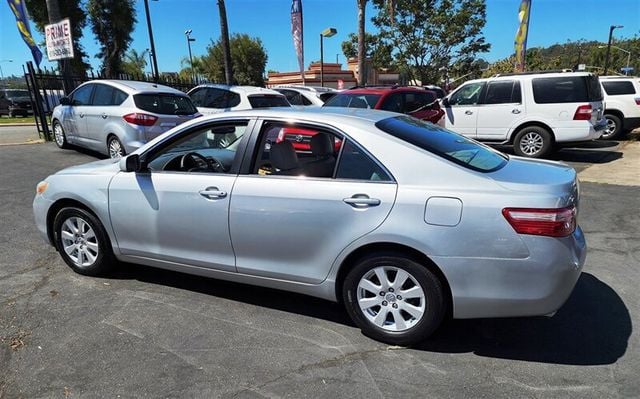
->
[121,49,148,77]
[24,0,89,74]
[87,0,136,76]
[372,0,490,84]
[202,33,268,86]
[341,32,393,70]
[178,55,207,81]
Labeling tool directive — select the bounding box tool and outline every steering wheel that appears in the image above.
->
[179,152,225,172]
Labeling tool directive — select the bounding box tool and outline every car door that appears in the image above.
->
[475,80,523,140]
[63,83,94,145]
[229,119,397,284]
[84,83,115,150]
[442,81,485,137]
[108,119,254,272]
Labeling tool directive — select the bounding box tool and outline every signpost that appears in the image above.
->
[44,19,74,61]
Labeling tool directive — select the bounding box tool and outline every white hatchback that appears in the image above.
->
[442,71,606,158]
[187,84,290,115]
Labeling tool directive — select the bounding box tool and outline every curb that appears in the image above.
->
[0,139,45,146]
[0,123,37,127]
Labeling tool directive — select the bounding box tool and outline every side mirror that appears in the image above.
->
[441,97,450,107]
[59,97,72,106]
[119,154,141,172]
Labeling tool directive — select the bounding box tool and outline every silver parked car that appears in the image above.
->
[51,80,200,158]
[33,108,586,345]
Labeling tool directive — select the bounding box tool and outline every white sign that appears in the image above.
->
[45,19,74,61]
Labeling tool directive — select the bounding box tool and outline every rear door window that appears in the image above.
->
[376,116,508,172]
[92,84,115,106]
[483,80,520,104]
[248,95,290,108]
[133,94,198,115]
[602,81,636,95]
[336,140,392,181]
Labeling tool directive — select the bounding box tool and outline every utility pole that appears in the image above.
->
[45,0,72,94]
[217,0,233,85]
[604,25,623,75]
[143,0,159,82]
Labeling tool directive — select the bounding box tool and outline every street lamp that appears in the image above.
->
[320,27,337,87]
[185,29,196,82]
[599,45,631,75]
[143,0,159,82]
[0,59,13,82]
[604,25,623,75]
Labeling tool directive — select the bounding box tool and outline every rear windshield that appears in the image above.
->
[375,116,508,172]
[133,94,198,115]
[532,75,603,103]
[602,81,636,95]
[248,95,290,108]
[324,93,382,109]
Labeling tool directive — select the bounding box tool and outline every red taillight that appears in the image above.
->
[123,113,158,126]
[502,206,576,237]
[634,97,640,106]
[573,104,592,120]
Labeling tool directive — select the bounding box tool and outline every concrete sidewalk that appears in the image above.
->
[0,124,43,146]
[578,136,640,187]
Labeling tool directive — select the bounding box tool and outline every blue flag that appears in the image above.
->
[6,0,43,67]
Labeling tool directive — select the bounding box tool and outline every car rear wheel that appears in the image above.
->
[53,207,116,276]
[53,121,69,149]
[108,136,125,159]
[601,114,623,140]
[513,126,552,158]
[342,255,445,346]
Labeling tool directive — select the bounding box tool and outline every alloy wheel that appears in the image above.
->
[603,118,617,139]
[60,216,99,268]
[357,266,426,332]
[54,123,65,147]
[519,131,544,156]
[108,138,124,159]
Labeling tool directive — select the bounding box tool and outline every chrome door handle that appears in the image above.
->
[464,110,473,115]
[511,109,521,114]
[199,187,227,199]
[101,113,107,119]
[79,113,84,118]
[343,195,381,207]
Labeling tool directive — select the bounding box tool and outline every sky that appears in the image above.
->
[0,0,639,78]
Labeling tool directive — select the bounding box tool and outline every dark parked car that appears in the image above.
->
[0,89,33,117]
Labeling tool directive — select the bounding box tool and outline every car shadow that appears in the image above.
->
[495,143,623,164]
[108,265,630,366]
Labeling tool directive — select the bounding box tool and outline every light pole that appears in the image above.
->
[604,25,623,75]
[185,29,196,82]
[146,48,154,78]
[144,0,159,82]
[319,28,337,87]
[0,59,13,82]
[600,45,631,75]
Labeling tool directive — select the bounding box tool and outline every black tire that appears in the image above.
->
[342,254,445,346]
[513,126,553,158]
[53,207,116,276]
[600,113,623,140]
[107,136,125,159]
[52,120,69,149]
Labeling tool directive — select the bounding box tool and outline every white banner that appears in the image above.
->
[45,19,74,61]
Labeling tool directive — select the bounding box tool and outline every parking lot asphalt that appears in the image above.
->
[0,142,638,398]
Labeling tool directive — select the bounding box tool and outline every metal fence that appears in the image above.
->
[23,61,204,141]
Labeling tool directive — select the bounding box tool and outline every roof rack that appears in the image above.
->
[492,69,582,77]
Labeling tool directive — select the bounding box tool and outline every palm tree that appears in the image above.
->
[217,0,233,85]
[122,49,148,77]
[356,0,394,86]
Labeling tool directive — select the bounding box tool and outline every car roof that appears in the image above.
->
[463,71,596,85]
[337,86,431,95]
[190,84,284,96]
[78,79,187,95]
[273,85,337,93]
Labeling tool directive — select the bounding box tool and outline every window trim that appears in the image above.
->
[239,117,396,183]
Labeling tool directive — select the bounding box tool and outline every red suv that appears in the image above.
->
[276,86,444,151]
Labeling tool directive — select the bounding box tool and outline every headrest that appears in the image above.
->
[310,133,334,156]
[270,141,299,171]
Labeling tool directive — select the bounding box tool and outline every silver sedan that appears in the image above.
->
[33,108,586,345]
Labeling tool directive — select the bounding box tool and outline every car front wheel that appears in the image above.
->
[53,121,69,149]
[53,207,116,276]
[342,255,445,346]
[513,126,552,158]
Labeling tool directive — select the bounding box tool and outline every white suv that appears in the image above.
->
[187,84,290,115]
[442,72,606,158]
[600,76,640,140]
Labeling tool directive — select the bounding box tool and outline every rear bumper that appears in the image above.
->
[435,226,586,319]
[553,122,603,142]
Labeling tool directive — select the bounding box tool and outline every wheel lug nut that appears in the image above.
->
[392,303,398,308]
[388,288,394,293]
[382,301,388,306]
[397,295,402,300]
[379,292,385,296]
